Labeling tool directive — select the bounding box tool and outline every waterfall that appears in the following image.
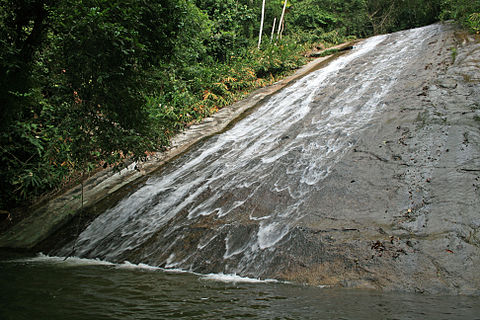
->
[60,24,443,277]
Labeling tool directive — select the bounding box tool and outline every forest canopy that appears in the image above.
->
[0,0,478,210]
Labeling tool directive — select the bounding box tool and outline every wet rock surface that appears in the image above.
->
[287,27,480,295]
[9,24,479,295]
[0,43,351,251]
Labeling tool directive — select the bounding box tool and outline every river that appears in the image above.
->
[1,253,479,319]
[1,22,480,318]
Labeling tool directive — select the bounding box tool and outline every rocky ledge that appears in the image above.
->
[0,43,355,250]
[276,28,480,295]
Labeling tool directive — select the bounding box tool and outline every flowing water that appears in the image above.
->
[55,25,444,275]
[2,24,480,318]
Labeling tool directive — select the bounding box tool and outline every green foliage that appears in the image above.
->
[253,39,307,77]
[288,0,370,42]
[0,0,49,129]
[0,0,211,209]
[440,0,480,32]
[287,0,443,40]
[195,0,256,62]
[289,0,339,33]
[147,38,307,128]
[450,47,457,62]
[367,0,441,34]
[469,13,480,33]
[2,0,475,211]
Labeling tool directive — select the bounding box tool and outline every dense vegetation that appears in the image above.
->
[0,0,478,211]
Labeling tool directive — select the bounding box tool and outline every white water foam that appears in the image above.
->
[5,254,285,284]
[257,221,291,250]
[7,253,116,267]
[61,24,443,275]
[199,273,280,284]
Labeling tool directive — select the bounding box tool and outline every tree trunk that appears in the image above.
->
[270,17,277,42]
[279,16,285,39]
[277,0,287,38]
[258,0,266,49]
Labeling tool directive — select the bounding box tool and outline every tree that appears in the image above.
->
[277,0,288,39]
[0,0,50,130]
[258,0,266,48]
[0,0,211,208]
[440,0,480,31]
[195,0,256,61]
[367,0,441,34]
